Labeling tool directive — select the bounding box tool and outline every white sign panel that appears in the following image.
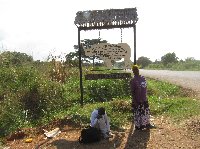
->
[84,43,132,69]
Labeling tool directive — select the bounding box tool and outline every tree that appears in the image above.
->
[81,39,107,63]
[185,57,195,62]
[0,51,33,66]
[67,38,108,67]
[137,56,152,68]
[161,52,178,66]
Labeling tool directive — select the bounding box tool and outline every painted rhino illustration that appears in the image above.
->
[84,43,132,69]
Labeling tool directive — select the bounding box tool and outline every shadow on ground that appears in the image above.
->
[47,131,126,149]
[124,123,150,149]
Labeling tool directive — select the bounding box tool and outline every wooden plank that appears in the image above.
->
[85,73,131,80]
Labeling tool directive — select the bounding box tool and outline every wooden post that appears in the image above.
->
[78,28,83,106]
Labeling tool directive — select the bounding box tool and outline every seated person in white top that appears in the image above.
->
[90,107,111,139]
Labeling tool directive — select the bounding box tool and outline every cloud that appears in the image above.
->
[0,30,5,41]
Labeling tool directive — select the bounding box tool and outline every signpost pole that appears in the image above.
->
[78,28,83,106]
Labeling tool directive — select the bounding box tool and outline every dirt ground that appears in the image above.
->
[2,114,200,149]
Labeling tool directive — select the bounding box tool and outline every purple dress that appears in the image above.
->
[130,75,150,129]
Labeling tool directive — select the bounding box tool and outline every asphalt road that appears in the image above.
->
[137,69,200,97]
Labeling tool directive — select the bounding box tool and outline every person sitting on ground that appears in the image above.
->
[90,107,111,139]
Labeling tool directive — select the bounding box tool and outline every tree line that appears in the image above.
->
[1,39,199,71]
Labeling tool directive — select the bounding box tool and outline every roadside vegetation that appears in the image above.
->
[136,52,200,71]
[0,50,200,145]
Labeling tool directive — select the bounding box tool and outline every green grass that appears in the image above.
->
[149,96,200,122]
[147,79,181,98]
[53,100,132,131]
[47,90,200,133]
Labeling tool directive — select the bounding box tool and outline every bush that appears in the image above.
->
[0,94,24,137]
[0,66,66,137]
[84,78,130,102]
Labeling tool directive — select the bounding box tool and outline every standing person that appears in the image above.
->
[130,65,155,130]
[90,107,111,139]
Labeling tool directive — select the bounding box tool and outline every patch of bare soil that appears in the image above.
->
[2,115,200,149]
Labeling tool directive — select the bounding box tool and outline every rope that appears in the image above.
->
[121,28,123,43]
[98,30,101,44]
[99,30,101,40]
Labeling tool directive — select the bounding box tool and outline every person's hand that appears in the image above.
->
[97,114,102,119]
[132,102,138,108]
[131,103,138,113]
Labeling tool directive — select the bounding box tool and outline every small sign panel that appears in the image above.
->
[85,73,131,80]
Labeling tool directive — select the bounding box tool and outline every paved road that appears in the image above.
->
[137,69,200,97]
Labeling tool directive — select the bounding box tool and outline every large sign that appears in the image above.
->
[84,43,132,69]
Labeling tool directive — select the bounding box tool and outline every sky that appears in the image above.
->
[0,0,200,62]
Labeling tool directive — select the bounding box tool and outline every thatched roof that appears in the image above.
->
[74,8,138,28]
